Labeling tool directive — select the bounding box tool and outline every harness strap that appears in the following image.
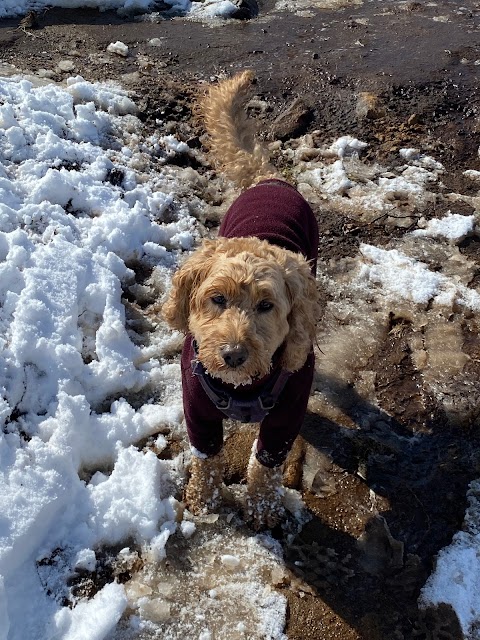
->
[191,359,292,423]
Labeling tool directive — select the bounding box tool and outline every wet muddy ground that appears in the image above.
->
[2,0,480,638]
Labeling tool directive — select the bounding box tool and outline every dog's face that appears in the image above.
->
[163,237,319,386]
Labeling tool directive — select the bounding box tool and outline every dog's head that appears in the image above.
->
[162,237,319,386]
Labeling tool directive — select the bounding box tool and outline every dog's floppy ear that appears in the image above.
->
[279,253,319,372]
[162,240,218,333]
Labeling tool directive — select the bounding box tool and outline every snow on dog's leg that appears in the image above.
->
[245,441,285,530]
[185,450,225,515]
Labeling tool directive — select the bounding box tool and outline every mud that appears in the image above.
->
[3,0,480,638]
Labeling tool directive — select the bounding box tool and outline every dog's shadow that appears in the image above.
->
[225,374,474,639]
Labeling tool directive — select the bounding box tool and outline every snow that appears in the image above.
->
[0,0,244,19]
[420,481,480,637]
[220,553,241,569]
[412,212,475,241]
[0,18,479,638]
[0,73,290,640]
[52,582,128,640]
[107,41,129,57]
[328,135,369,159]
[358,243,480,311]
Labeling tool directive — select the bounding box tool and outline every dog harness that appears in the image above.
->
[191,344,292,424]
[180,179,319,467]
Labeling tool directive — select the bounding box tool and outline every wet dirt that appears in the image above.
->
[2,0,480,638]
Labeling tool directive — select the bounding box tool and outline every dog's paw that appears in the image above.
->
[243,489,286,531]
[184,481,223,516]
[245,454,286,530]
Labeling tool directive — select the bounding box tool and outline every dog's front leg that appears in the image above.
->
[185,451,224,515]
[245,444,285,530]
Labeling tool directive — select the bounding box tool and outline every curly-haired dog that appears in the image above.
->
[163,71,319,529]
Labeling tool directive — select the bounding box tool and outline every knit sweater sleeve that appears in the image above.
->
[181,335,225,457]
[256,351,315,467]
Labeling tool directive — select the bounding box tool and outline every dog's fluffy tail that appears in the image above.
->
[199,70,279,189]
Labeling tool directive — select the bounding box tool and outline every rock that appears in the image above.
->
[270,566,289,586]
[37,68,56,79]
[270,97,314,141]
[137,54,155,70]
[230,0,259,20]
[357,515,404,576]
[113,548,143,576]
[120,71,143,85]
[355,92,385,120]
[57,60,75,72]
[148,38,164,47]
[302,445,336,497]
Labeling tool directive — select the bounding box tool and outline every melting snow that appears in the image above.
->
[0,50,479,639]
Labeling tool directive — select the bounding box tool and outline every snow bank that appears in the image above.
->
[0,75,189,639]
[0,0,243,20]
[0,0,156,18]
[420,481,480,637]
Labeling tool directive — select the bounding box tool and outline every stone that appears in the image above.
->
[57,60,75,72]
[355,92,385,120]
[270,97,314,141]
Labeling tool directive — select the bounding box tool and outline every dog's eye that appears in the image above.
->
[257,300,274,312]
[211,294,227,307]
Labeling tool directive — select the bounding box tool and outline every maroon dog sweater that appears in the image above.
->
[181,180,319,467]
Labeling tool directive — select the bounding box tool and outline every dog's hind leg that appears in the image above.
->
[283,435,306,489]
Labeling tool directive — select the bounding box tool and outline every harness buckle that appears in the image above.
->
[259,394,275,411]
[215,395,231,410]
[192,356,291,423]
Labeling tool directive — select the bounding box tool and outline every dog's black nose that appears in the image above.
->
[221,344,248,368]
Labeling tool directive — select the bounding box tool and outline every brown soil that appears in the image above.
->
[3,0,480,638]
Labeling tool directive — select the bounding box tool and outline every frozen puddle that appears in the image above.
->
[111,518,287,640]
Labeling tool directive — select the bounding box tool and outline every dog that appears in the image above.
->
[162,71,319,529]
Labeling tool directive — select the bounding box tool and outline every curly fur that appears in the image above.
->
[245,441,285,530]
[185,452,224,515]
[162,236,318,386]
[199,70,279,189]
